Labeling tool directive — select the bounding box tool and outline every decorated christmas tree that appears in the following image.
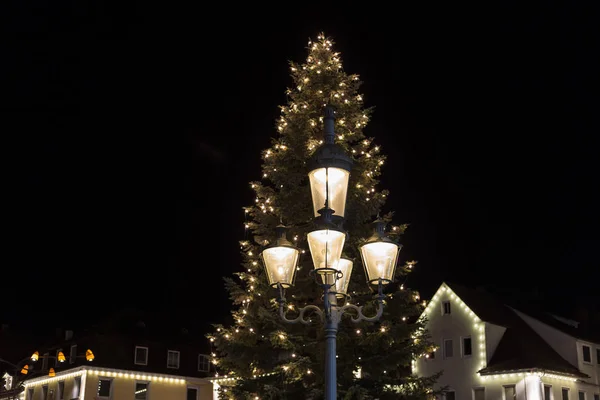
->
[208,34,439,400]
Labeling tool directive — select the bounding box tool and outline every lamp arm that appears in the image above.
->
[278,302,324,325]
[340,279,385,323]
[340,299,384,323]
[276,283,324,325]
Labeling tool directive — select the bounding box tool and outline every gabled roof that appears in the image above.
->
[429,282,589,379]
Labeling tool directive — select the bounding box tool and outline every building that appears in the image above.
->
[415,282,600,400]
[10,309,216,400]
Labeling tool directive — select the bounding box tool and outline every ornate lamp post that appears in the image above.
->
[261,106,401,400]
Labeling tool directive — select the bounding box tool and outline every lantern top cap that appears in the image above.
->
[269,224,296,248]
[314,207,345,233]
[362,218,399,246]
[306,105,353,173]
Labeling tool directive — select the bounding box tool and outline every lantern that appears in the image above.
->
[359,219,402,284]
[307,105,353,219]
[86,349,95,362]
[31,351,39,362]
[307,208,346,276]
[48,368,56,377]
[334,258,353,298]
[261,225,300,288]
[57,351,66,363]
[20,365,29,375]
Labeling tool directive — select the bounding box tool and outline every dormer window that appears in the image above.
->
[134,346,148,365]
[167,350,180,369]
[582,345,591,363]
[442,301,451,315]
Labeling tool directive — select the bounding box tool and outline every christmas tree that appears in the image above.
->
[208,34,439,400]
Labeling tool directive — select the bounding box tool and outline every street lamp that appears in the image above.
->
[307,105,353,220]
[261,106,394,400]
[359,219,402,285]
[261,224,300,288]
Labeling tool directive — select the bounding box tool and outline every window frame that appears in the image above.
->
[544,385,553,400]
[134,380,150,400]
[504,385,517,400]
[445,390,456,400]
[562,387,570,400]
[442,301,451,315]
[187,386,199,400]
[198,354,211,372]
[97,376,114,399]
[582,345,592,364]
[134,346,149,366]
[579,392,586,400]
[57,380,65,400]
[167,350,180,369]
[473,387,485,400]
[596,348,600,365]
[69,344,77,364]
[462,336,473,357]
[73,376,82,398]
[443,338,453,359]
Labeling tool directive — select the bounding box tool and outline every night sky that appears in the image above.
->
[2,3,599,333]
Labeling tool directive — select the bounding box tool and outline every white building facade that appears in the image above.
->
[415,283,600,400]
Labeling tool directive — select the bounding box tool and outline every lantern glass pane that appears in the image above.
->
[360,241,399,283]
[334,258,353,295]
[307,229,345,271]
[308,167,350,218]
[262,246,299,287]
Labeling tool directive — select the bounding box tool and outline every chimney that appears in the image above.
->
[65,330,74,341]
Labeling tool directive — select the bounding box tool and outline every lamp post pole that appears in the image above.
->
[276,277,385,400]
[261,105,400,400]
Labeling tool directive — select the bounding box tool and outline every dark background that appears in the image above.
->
[2,3,599,334]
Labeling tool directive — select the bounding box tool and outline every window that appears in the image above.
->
[27,388,33,400]
[135,382,149,400]
[504,385,516,400]
[544,385,552,400]
[42,352,49,371]
[167,350,180,369]
[579,392,586,400]
[593,394,599,400]
[187,387,198,400]
[73,376,81,398]
[562,388,570,400]
[445,391,456,400]
[474,388,485,400]
[198,354,211,372]
[42,385,48,400]
[462,337,472,357]
[442,301,451,315]
[97,378,112,398]
[444,339,453,358]
[583,345,591,363]
[597,349,600,364]
[70,344,77,364]
[135,346,148,365]
[58,381,65,400]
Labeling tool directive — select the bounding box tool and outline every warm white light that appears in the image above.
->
[262,246,299,288]
[360,242,399,283]
[334,258,353,296]
[308,167,349,218]
[307,229,345,272]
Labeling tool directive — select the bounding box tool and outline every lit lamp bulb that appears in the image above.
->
[261,225,300,288]
[359,219,401,284]
[333,258,353,298]
[31,351,39,362]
